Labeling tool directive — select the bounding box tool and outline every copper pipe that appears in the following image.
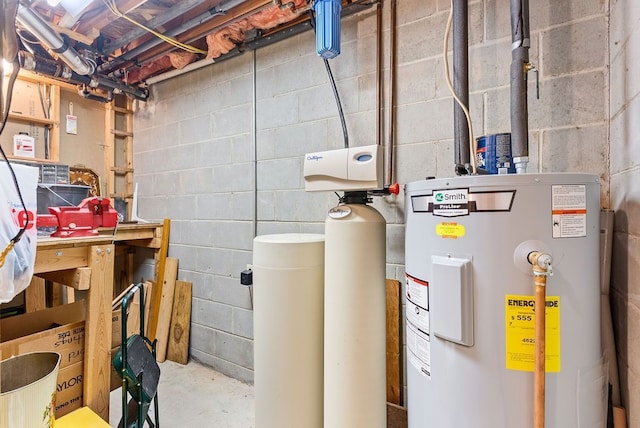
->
[376,0,382,149]
[528,251,552,428]
[387,0,397,186]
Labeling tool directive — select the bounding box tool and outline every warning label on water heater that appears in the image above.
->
[505,295,561,372]
[551,185,587,238]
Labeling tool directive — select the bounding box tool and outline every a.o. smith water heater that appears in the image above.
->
[404,173,606,428]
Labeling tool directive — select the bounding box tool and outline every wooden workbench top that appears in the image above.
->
[36,222,163,249]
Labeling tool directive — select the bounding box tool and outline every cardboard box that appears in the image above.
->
[0,300,86,368]
[0,301,87,418]
[55,362,84,418]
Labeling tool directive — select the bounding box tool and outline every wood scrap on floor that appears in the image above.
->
[155,257,178,362]
[167,280,192,365]
[386,278,402,406]
[147,218,171,342]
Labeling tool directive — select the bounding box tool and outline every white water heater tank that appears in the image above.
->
[404,173,605,428]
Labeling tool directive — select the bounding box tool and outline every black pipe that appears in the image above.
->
[18,51,149,101]
[453,0,470,175]
[452,0,471,175]
[510,0,530,173]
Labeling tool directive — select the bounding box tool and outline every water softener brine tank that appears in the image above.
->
[404,173,605,428]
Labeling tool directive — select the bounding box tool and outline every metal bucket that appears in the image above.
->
[475,133,516,174]
[1,352,61,427]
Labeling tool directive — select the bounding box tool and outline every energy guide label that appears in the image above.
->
[505,295,561,372]
[551,184,587,238]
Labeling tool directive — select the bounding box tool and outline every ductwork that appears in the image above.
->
[16,3,95,76]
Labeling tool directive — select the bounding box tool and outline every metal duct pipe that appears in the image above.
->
[16,3,95,76]
[452,0,470,175]
[18,51,149,101]
[510,0,531,173]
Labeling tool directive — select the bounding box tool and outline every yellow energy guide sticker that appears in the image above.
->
[435,222,465,239]
[505,295,560,372]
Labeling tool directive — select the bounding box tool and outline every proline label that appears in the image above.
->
[505,295,561,372]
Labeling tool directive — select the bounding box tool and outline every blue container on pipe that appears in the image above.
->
[314,0,341,59]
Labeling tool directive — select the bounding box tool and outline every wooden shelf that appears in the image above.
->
[110,129,133,137]
[8,113,56,127]
[111,166,134,174]
[113,106,133,114]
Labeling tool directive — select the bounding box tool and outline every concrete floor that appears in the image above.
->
[110,360,255,427]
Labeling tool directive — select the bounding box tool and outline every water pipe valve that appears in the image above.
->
[528,251,553,278]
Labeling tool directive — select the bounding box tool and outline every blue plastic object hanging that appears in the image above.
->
[314,0,341,59]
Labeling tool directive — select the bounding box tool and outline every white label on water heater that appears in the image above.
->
[407,321,431,379]
[406,274,429,310]
[551,185,587,238]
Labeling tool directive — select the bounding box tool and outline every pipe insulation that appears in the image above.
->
[16,3,95,76]
[452,0,470,173]
[99,0,248,73]
[510,0,531,173]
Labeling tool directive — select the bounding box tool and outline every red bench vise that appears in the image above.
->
[37,197,119,238]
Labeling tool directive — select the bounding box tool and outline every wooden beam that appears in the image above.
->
[155,257,178,362]
[147,218,170,341]
[386,279,402,406]
[167,280,192,365]
[34,246,89,274]
[37,267,92,290]
[76,0,151,35]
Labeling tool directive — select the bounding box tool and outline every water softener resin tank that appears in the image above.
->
[404,173,605,428]
[324,203,386,428]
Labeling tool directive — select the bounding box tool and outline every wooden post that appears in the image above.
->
[25,276,46,312]
[83,244,114,421]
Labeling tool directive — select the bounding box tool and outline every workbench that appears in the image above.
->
[25,222,164,421]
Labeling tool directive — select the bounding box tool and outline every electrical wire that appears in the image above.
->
[309,10,349,149]
[0,55,30,269]
[101,0,207,55]
[443,0,477,174]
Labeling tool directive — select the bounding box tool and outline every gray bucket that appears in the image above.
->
[1,352,61,427]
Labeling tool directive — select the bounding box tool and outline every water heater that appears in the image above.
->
[404,173,606,428]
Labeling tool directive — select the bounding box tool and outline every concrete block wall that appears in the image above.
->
[132,0,614,404]
[609,0,640,425]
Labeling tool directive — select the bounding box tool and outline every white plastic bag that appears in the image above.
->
[0,161,38,303]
